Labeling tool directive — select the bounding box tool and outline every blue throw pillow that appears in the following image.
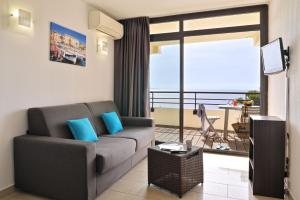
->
[101,112,124,135]
[67,118,99,142]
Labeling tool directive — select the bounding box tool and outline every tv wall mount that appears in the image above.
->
[284,47,290,68]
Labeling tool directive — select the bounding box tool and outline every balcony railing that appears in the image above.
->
[150,90,260,113]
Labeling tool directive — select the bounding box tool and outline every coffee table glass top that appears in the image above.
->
[150,142,201,157]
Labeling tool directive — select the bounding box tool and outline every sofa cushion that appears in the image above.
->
[105,127,154,151]
[28,104,96,139]
[101,112,124,135]
[95,137,136,174]
[67,118,99,142]
[85,101,120,135]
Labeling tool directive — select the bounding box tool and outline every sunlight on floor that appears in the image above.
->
[97,153,283,200]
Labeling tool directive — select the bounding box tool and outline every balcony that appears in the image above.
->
[150,90,260,156]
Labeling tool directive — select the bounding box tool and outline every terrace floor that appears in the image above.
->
[155,126,249,156]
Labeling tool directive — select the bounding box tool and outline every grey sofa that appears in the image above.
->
[14,101,155,200]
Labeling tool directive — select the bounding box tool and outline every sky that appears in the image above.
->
[150,38,260,92]
[50,22,86,45]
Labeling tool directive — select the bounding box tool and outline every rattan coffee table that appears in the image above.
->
[148,143,203,198]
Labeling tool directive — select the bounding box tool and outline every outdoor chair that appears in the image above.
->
[197,104,221,140]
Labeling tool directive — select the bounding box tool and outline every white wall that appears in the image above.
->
[0,0,114,190]
[268,0,300,199]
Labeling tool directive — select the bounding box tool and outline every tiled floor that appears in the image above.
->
[0,154,285,200]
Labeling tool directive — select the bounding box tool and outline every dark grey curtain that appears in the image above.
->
[114,17,150,117]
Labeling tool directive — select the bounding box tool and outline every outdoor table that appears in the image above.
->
[218,105,260,140]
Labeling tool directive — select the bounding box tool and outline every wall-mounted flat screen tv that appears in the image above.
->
[261,38,286,75]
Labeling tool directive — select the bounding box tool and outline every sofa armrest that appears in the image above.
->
[14,135,96,200]
[121,116,155,127]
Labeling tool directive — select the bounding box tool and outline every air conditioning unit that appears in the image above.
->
[89,10,124,40]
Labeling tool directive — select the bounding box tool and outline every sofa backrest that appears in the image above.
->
[28,103,97,138]
[85,101,120,135]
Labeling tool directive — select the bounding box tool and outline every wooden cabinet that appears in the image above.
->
[249,115,285,199]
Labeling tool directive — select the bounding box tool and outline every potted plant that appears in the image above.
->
[246,90,260,105]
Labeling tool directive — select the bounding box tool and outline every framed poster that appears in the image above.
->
[50,22,86,66]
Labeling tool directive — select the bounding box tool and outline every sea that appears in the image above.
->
[150,89,259,109]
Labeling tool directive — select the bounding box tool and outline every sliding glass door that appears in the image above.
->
[150,40,181,143]
[149,6,268,144]
[183,32,261,147]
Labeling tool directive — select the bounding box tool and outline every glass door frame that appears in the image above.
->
[150,5,268,142]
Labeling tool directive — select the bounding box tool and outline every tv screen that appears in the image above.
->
[261,38,286,75]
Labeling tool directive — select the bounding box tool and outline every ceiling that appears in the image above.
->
[84,0,269,20]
